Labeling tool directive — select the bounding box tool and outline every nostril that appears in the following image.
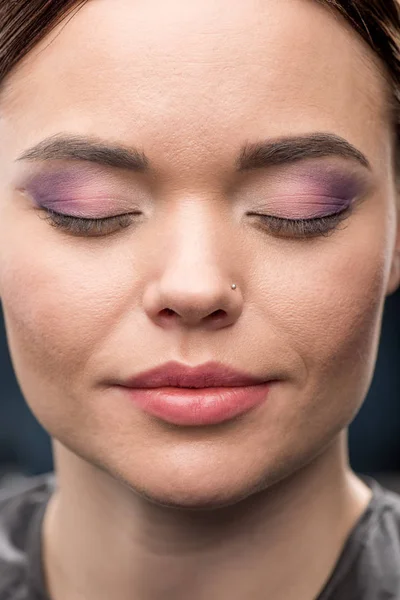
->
[156,308,229,326]
[160,308,176,318]
[206,309,226,322]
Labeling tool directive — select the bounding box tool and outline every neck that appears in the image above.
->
[43,433,372,600]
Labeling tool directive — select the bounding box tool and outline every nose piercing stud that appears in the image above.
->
[231,284,237,290]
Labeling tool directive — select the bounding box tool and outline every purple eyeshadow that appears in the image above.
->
[23,170,89,211]
[264,167,369,219]
[24,170,87,203]
[306,169,365,202]
[19,167,128,218]
[18,161,369,222]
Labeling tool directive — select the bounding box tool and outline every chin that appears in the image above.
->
[53,420,331,512]
[53,432,271,510]
[127,481,257,511]
[111,462,264,511]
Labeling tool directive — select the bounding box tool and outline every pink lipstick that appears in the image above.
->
[117,361,272,426]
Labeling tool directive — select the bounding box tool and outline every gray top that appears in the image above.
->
[0,474,399,599]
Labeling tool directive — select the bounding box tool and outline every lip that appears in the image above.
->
[116,361,272,426]
[123,361,268,388]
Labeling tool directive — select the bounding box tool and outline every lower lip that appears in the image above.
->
[122,384,271,426]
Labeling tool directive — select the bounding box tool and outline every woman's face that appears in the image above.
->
[0,0,399,507]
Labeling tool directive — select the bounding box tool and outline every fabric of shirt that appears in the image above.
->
[0,474,399,599]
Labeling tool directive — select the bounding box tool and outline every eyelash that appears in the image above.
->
[42,208,137,237]
[41,206,351,238]
[248,208,351,238]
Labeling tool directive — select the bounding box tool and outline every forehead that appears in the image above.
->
[0,0,390,173]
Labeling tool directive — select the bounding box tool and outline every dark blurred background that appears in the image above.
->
[0,291,399,486]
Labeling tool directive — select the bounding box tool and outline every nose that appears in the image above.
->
[143,234,243,331]
[144,272,243,330]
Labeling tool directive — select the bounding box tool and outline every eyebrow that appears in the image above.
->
[16,132,371,172]
[237,133,371,171]
[16,134,149,171]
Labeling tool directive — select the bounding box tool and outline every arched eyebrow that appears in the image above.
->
[16,134,149,171]
[236,133,371,171]
[16,132,371,172]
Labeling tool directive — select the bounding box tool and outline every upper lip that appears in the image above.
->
[121,361,269,389]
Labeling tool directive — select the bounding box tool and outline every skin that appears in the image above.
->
[0,0,399,598]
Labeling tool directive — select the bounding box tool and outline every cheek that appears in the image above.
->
[0,219,135,394]
[265,219,388,392]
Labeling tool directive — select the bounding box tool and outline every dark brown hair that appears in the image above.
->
[0,1,400,141]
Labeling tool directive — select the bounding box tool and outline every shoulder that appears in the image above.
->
[351,479,400,595]
[0,474,54,600]
[321,477,400,600]
[366,478,400,545]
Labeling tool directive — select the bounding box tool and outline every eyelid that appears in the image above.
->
[248,206,352,238]
[41,202,352,240]
[247,195,353,220]
[247,204,350,219]
[40,208,138,237]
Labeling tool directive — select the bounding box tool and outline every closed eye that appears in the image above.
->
[40,208,140,237]
[247,207,352,238]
